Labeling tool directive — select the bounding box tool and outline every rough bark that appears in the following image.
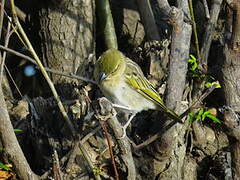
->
[151,2,192,179]
[39,0,95,85]
[221,46,240,179]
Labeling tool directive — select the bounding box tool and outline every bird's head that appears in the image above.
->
[94,49,126,83]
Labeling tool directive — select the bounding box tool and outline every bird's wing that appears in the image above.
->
[124,58,182,122]
[124,58,168,111]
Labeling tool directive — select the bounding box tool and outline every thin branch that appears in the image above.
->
[4,0,26,22]
[0,45,96,84]
[202,0,210,19]
[188,0,200,60]
[4,65,23,97]
[134,83,217,149]
[0,45,36,64]
[0,0,5,39]
[100,122,119,180]
[47,68,96,84]
[52,150,63,180]
[0,19,12,84]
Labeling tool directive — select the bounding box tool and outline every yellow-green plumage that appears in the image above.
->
[94,48,182,122]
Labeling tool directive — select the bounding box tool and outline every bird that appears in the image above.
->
[94,48,182,137]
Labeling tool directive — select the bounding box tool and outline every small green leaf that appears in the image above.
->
[189,55,196,61]
[205,82,212,88]
[202,111,210,121]
[0,162,12,171]
[196,109,204,121]
[191,62,198,71]
[212,81,221,88]
[14,129,23,133]
[206,114,221,123]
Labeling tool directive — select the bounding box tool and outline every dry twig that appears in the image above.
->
[94,97,137,180]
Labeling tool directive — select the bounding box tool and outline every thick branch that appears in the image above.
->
[152,4,191,179]
[96,0,118,49]
[136,0,160,41]
[94,98,136,180]
[231,1,240,51]
[0,85,38,179]
[156,0,171,17]
[200,0,223,68]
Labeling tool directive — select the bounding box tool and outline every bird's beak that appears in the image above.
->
[99,72,107,81]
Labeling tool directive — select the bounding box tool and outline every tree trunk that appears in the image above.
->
[39,0,95,86]
[221,46,240,179]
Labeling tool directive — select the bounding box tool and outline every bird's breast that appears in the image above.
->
[100,79,157,113]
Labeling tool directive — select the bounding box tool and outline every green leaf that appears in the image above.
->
[202,111,210,121]
[206,114,221,123]
[189,55,196,61]
[191,62,198,71]
[212,81,221,88]
[196,109,204,121]
[205,82,212,88]
[14,129,23,133]
[188,54,199,72]
[0,162,12,171]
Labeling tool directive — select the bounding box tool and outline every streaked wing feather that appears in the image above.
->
[124,58,182,122]
[124,58,167,111]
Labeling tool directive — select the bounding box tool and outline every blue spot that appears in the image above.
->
[24,65,36,77]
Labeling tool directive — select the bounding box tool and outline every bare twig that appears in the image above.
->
[0,45,36,63]
[4,65,23,97]
[0,19,12,84]
[188,0,200,60]
[94,97,136,180]
[4,0,26,22]
[202,0,210,19]
[52,150,63,180]
[47,68,96,84]
[134,83,217,149]
[0,45,96,84]
[100,122,119,180]
[0,0,5,39]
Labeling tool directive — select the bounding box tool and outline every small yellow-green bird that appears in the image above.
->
[94,48,182,127]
